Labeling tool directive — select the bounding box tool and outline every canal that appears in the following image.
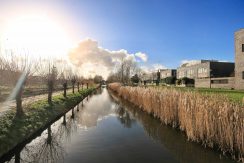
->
[1,88,235,163]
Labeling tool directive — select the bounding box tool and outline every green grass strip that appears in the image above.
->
[150,85,244,104]
[0,88,95,157]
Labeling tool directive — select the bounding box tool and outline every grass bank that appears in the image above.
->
[0,88,95,158]
[109,83,244,162]
[148,85,244,103]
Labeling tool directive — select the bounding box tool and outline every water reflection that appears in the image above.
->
[116,106,135,128]
[12,114,79,163]
[76,88,116,128]
[110,92,235,163]
[3,88,235,163]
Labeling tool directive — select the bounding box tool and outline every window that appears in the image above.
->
[242,71,244,79]
[187,69,194,78]
[198,68,207,74]
[242,44,244,52]
[179,71,186,78]
[211,79,228,84]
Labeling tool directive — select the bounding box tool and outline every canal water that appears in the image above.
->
[2,88,235,163]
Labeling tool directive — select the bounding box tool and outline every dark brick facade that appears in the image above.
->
[235,29,244,90]
[177,60,234,79]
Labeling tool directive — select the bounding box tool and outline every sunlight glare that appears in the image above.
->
[2,15,72,58]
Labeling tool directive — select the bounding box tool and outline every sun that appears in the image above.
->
[2,15,72,58]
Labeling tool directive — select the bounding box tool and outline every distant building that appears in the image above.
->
[141,28,244,89]
[195,77,235,89]
[235,28,244,90]
[141,71,161,84]
[141,72,155,82]
[177,60,234,79]
[195,28,244,90]
[160,69,176,79]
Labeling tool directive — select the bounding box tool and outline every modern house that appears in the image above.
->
[141,72,157,83]
[177,60,234,80]
[146,28,244,89]
[234,28,244,90]
[160,69,176,79]
[195,28,244,89]
[176,60,234,88]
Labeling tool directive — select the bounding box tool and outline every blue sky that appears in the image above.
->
[1,0,244,70]
[60,0,244,68]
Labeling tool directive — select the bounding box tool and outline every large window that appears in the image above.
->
[211,79,228,84]
[198,67,207,74]
[187,69,194,77]
[242,44,244,52]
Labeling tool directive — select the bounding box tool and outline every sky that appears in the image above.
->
[0,0,244,78]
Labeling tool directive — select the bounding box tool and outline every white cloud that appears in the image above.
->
[180,60,201,67]
[68,38,148,79]
[140,63,167,73]
[135,52,148,62]
[218,60,228,62]
[152,63,167,70]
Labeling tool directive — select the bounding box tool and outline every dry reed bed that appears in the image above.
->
[109,83,244,162]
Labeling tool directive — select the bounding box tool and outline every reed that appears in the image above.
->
[109,83,244,162]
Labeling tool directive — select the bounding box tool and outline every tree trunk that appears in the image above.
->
[16,84,24,116]
[15,150,20,163]
[47,126,52,144]
[71,108,74,118]
[63,114,66,125]
[64,87,67,97]
[72,84,75,94]
[86,83,88,89]
[63,82,67,97]
[48,80,53,104]
[48,90,52,104]
[77,82,80,92]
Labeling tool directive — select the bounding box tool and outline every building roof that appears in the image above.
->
[179,59,232,68]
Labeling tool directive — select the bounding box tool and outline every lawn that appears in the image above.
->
[149,85,244,103]
[192,87,244,103]
[0,85,74,102]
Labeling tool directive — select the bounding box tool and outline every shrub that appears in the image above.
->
[181,77,195,85]
[131,74,140,84]
[176,79,182,85]
[164,77,176,85]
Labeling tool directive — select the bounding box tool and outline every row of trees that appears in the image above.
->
[106,58,142,85]
[0,51,99,116]
[106,59,195,86]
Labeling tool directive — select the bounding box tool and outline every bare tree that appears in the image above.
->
[59,71,68,97]
[37,58,58,104]
[71,76,76,94]
[93,75,103,84]
[107,58,137,85]
[121,57,125,84]
[3,50,39,116]
[47,65,57,104]
[57,61,72,97]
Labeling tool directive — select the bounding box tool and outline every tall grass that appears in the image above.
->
[109,83,244,162]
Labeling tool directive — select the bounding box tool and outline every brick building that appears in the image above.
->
[177,60,234,80]
[235,28,244,90]
[146,29,244,89]
[195,28,244,90]
[160,69,176,79]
